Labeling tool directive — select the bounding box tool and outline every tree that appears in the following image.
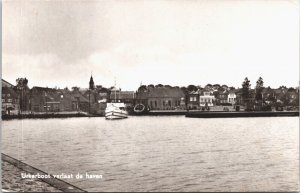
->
[72,86,80,91]
[204,84,212,89]
[138,85,147,92]
[164,85,172,88]
[279,85,287,90]
[187,85,198,92]
[155,84,164,88]
[147,84,154,89]
[242,77,251,104]
[16,78,30,112]
[255,77,264,101]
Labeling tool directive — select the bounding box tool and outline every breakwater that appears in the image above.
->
[2,153,86,192]
[186,111,299,118]
[1,112,104,120]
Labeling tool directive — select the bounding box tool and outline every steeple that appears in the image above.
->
[89,74,95,90]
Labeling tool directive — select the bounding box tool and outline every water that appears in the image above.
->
[2,116,299,192]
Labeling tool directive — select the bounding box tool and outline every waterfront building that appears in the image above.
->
[135,90,149,107]
[2,79,14,88]
[2,87,19,115]
[227,91,237,105]
[286,89,299,106]
[70,88,89,112]
[199,90,215,107]
[187,90,200,109]
[219,90,229,104]
[30,87,61,112]
[146,87,185,110]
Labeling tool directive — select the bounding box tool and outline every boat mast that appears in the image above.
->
[114,77,116,103]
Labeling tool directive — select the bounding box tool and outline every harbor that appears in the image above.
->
[2,116,299,192]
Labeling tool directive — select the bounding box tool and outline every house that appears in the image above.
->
[199,90,215,107]
[262,88,276,104]
[227,91,236,105]
[2,87,19,115]
[30,87,60,112]
[273,88,287,103]
[2,79,14,88]
[286,89,299,106]
[219,90,228,104]
[187,90,200,109]
[231,89,242,105]
[30,87,90,112]
[146,87,185,110]
[70,89,89,112]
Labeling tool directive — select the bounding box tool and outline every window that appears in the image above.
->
[168,100,171,106]
[7,94,10,97]
[190,97,197,102]
[155,101,157,107]
[2,94,5,98]
[2,99,4,103]
[7,99,12,102]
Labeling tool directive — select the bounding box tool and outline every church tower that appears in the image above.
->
[89,75,95,90]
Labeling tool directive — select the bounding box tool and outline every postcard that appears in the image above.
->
[1,0,299,192]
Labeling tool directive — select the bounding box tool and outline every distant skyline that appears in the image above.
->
[3,0,299,90]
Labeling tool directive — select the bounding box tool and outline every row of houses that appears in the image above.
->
[2,78,299,114]
[187,87,299,110]
[135,86,299,111]
[1,78,137,115]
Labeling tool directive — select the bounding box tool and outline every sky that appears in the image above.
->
[3,0,299,91]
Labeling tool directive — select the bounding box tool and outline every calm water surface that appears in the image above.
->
[2,116,299,192]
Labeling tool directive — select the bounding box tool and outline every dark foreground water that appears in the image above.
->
[2,116,299,192]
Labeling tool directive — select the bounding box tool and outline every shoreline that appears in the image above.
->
[2,110,299,120]
[1,153,86,192]
[186,111,299,118]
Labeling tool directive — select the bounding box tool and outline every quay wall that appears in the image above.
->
[2,153,86,192]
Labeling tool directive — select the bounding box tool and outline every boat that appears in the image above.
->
[105,79,128,120]
[132,103,150,115]
[105,102,128,119]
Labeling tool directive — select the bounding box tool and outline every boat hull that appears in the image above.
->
[105,111,128,120]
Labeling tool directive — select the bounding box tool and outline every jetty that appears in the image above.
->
[147,110,187,116]
[2,153,86,192]
[186,111,299,118]
[1,112,104,120]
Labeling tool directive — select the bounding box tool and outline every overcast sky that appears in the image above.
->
[3,0,299,90]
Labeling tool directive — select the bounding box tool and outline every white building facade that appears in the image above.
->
[199,91,215,107]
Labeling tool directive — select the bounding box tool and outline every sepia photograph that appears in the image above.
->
[1,0,299,192]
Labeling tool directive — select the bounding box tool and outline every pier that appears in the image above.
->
[1,112,104,120]
[186,111,299,118]
[2,153,86,192]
